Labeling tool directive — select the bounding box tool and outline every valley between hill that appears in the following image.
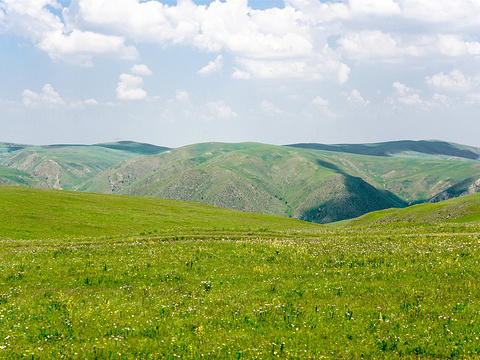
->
[2,139,480,223]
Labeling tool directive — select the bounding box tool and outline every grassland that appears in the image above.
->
[1,186,480,358]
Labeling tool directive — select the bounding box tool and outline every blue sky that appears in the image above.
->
[1,0,480,148]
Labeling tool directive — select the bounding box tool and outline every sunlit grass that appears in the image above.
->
[1,186,480,358]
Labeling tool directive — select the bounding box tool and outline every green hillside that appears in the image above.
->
[3,140,480,224]
[0,141,169,191]
[80,143,406,223]
[309,148,480,204]
[347,192,480,226]
[0,165,42,188]
[94,140,170,155]
[80,142,480,223]
[0,185,321,241]
[287,139,480,160]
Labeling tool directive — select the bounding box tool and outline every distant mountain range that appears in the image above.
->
[1,139,479,223]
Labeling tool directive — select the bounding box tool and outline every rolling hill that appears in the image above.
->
[346,192,480,226]
[78,141,480,223]
[287,139,480,160]
[79,143,409,223]
[0,185,320,240]
[2,139,480,223]
[0,141,169,190]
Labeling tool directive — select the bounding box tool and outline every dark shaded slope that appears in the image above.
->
[297,173,405,224]
[287,140,480,160]
[428,176,480,203]
[94,141,170,155]
[348,192,480,226]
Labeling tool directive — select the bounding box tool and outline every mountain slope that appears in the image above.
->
[81,143,406,223]
[347,192,480,226]
[4,140,480,224]
[287,140,480,161]
[0,141,169,190]
[0,165,44,188]
[428,176,480,203]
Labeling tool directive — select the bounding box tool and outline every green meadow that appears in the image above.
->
[1,186,479,358]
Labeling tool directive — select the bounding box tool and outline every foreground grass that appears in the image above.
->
[1,186,480,358]
[2,230,480,358]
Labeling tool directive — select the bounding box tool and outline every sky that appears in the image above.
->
[1,0,480,148]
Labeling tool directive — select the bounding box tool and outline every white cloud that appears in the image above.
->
[38,30,138,66]
[260,100,284,115]
[338,31,402,61]
[70,0,342,81]
[312,96,329,107]
[338,31,480,63]
[205,101,238,120]
[285,0,349,24]
[346,89,370,106]
[1,0,138,66]
[391,81,425,106]
[22,84,65,107]
[116,74,146,100]
[388,81,450,109]
[426,69,477,92]
[399,0,480,26]
[175,90,189,102]
[84,98,99,106]
[432,93,450,107]
[197,55,224,76]
[233,57,350,83]
[21,83,99,108]
[311,95,339,118]
[465,93,480,105]
[131,64,153,76]
[349,0,401,16]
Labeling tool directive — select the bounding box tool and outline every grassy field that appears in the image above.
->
[1,186,479,358]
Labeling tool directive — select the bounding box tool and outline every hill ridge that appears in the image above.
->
[2,139,480,224]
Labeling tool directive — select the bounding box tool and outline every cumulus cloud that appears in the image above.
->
[260,100,284,115]
[232,57,350,83]
[391,82,425,106]
[38,30,138,66]
[84,98,99,106]
[3,0,480,82]
[349,0,401,16]
[426,69,477,92]
[205,101,238,120]
[67,0,347,81]
[465,93,480,105]
[21,83,99,108]
[387,81,450,109]
[131,64,153,76]
[312,96,329,107]
[175,90,189,102]
[346,89,370,106]
[22,84,65,107]
[399,0,480,26]
[1,0,138,66]
[338,31,402,61]
[197,55,224,76]
[116,74,147,100]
